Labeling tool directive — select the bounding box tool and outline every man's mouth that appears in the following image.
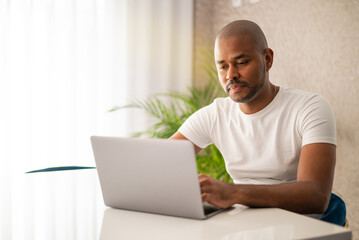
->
[227,83,247,93]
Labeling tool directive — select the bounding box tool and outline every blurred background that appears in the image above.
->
[0,0,358,239]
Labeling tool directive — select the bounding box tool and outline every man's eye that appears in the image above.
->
[218,66,226,70]
[239,60,249,65]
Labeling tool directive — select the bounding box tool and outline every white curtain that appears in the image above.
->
[0,0,193,239]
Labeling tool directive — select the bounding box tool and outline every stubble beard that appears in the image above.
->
[226,76,265,103]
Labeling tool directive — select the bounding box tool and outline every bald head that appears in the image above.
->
[216,20,268,52]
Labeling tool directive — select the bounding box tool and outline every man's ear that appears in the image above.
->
[264,48,274,71]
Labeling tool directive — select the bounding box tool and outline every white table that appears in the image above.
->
[99,204,351,240]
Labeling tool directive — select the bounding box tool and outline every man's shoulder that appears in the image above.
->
[280,86,317,97]
[279,86,324,103]
[194,97,234,117]
[278,86,332,114]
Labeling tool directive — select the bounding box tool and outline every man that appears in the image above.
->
[170,20,336,215]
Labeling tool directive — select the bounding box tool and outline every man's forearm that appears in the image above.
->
[199,173,331,214]
[231,181,330,214]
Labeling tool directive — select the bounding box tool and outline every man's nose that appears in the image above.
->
[226,66,240,81]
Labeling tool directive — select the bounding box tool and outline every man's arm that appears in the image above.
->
[199,143,336,214]
[170,132,202,154]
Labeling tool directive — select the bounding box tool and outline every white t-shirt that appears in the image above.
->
[178,86,336,185]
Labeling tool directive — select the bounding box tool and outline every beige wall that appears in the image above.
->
[194,0,359,238]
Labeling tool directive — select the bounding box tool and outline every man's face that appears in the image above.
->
[214,35,268,103]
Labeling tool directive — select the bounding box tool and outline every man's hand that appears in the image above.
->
[198,173,237,209]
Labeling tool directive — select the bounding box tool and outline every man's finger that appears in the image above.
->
[201,192,209,202]
[198,173,208,182]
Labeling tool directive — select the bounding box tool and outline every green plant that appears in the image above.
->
[110,51,232,183]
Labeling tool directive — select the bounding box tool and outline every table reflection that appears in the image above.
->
[99,206,295,240]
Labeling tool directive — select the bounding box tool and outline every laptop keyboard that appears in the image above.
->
[203,202,221,215]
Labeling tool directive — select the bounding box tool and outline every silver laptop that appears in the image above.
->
[90,136,229,219]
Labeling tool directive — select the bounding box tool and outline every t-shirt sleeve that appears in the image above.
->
[177,104,215,149]
[299,95,337,146]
